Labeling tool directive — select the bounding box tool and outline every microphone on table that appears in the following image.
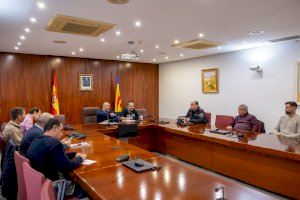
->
[215,186,226,200]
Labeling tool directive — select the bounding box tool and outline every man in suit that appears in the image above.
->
[3,107,25,145]
[184,101,207,124]
[96,102,118,123]
[120,101,143,121]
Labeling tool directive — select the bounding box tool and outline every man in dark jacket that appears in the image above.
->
[27,118,86,181]
[96,102,119,123]
[185,101,207,124]
[120,101,143,121]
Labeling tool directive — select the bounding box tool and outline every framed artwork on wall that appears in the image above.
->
[79,74,93,91]
[201,68,218,93]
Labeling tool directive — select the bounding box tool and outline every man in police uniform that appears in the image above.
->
[184,101,207,124]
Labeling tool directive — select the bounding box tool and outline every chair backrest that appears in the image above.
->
[14,151,30,200]
[215,115,234,128]
[54,115,66,124]
[1,122,7,132]
[41,179,56,200]
[23,162,45,200]
[135,109,147,119]
[0,133,7,155]
[204,112,211,124]
[82,107,100,124]
[258,120,266,133]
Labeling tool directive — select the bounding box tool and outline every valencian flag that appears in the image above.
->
[51,72,60,115]
[114,77,122,112]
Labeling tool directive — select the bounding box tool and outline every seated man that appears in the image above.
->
[120,101,143,121]
[184,101,207,124]
[275,101,300,137]
[27,118,86,181]
[226,104,258,132]
[3,107,25,145]
[19,112,71,156]
[20,107,41,133]
[96,102,118,123]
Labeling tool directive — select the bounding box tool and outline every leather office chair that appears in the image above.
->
[258,120,266,133]
[204,112,211,124]
[41,179,56,200]
[136,109,147,119]
[215,115,234,128]
[14,151,30,200]
[82,107,100,124]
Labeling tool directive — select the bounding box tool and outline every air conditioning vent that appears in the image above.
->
[269,35,300,43]
[172,39,223,50]
[46,14,116,37]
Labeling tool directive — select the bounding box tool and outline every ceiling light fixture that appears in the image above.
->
[17,42,22,45]
[24,28,30,33]
[165,56,169,60]
[37,2,45,9]
[30,17,37,23]
[14,46,19,50]
[174,40,179,44]
[198,33,204,38]
[135,21,141,27]
[116,55,120,59]
[153,58,156,62]
[217,46,222,50]
[248,30,264,36]
[180,54,183,57]
[155,45,159,49]
[79,48,83,52]
[20,35,26,40]
[140,49,144,53]
[115,30,121,36]
[71,51,76,55]
[121,41,140,60]
[100,38,105,42]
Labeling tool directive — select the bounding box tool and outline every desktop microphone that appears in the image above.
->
[215,186,226,200]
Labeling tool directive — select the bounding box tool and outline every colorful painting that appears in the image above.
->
[202,68,218,93]
[79,74,93,91]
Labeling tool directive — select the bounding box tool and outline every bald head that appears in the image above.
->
[36,112,54,128]
[102,102,111,111]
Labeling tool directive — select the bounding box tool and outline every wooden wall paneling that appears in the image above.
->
[144,63,159,118]
[83,59,103,108]
[118,62,133,107]
[0,53,24,121]
[132,63,146,110]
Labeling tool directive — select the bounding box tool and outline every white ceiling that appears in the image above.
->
[0,0,300,63]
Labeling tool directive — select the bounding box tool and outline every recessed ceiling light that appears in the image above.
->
[217,46,222,50]
[37,2,45,9]
[198,33,204,38]
[100,38,105,42]
[115,30,121,36]
[30,17,37,23]
[180,54,184,57]
[243,41,247,45]
[248,30,264,36]
[117,55,120,59]
[135,21,141,27]
[140,49,144,53]
[20,35,26,40]
[17,42,22,45]
[165,56,169,60]
[71,51,76,55]
[155,45,159,49]
[24,28,30,33]
[14,46,19,50]
[153,58,156,62]
[79,48,83,52]
[174,40,179,44]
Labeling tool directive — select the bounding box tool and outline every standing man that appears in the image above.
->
[96,102,118,123]
[184,101,207,124]
[3,107,25,145]
[275,101,300,137]
[120,101,143,121]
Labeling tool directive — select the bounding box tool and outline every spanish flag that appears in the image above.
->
[51,72,60,115]
[114,77,122,112]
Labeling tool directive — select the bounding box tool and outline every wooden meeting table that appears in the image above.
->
[67,119,299,199]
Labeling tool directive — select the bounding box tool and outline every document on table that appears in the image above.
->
[70,142,90,148]
[82,159,97,165]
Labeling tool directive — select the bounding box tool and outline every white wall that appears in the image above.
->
[159,41,300,132]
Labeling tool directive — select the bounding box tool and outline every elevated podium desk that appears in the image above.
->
[69,120,300,199]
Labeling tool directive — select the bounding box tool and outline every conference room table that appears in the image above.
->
[67,119,300,199]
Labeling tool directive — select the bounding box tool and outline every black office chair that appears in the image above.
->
[117,123,138,143]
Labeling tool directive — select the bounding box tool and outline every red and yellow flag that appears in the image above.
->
[114,77,122,112]
[51,72,60,115]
